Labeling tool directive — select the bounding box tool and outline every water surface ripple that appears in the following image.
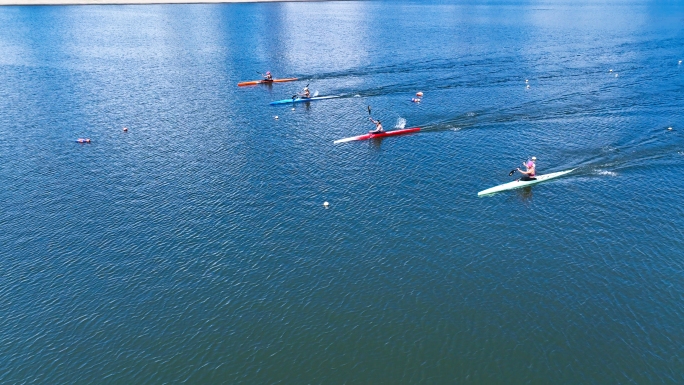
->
[1,1,683,383]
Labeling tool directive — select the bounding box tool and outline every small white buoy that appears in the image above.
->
[123,127,128,132]
[323,201,329,208]
[291,107,295,111]
[525,79,528,83]
[615,73,618,77]
[526,84,530,89]
[609,69,613,72]
[679,60,682,65]
[274,116,279,120]
[668,127,673,130]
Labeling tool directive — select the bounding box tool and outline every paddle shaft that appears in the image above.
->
[294,83,311,99]
[512,159,534,176]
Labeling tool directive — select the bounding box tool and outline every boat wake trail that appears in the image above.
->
[568,127,684,177]
[593,170,619,177]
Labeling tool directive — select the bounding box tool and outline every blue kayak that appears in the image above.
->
[269,95,340,105]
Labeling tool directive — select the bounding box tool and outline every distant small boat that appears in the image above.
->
[269,95,340,105]
[237,78,298,87]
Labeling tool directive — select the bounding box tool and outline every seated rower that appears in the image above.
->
[517,156,537,181]
[263,71,273,81]
[369,117,384,134]
[301,86,311,99]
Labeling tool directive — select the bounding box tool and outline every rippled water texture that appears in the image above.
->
[1,0,683,383]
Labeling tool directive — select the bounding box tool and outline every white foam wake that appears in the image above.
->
[595,169,617,177]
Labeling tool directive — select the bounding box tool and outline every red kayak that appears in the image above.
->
[237,78,298,87]
[334,127,421,144]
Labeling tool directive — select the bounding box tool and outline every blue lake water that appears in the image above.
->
[1,0,683,383]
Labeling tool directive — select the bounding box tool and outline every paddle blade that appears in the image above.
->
[508,169,516,176]
[367,106,371,115]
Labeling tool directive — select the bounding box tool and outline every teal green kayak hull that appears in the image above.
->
[478,169,576,196]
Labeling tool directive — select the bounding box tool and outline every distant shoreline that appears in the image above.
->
[0,0,329,5]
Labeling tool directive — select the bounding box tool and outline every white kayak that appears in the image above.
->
[477,169,576,196]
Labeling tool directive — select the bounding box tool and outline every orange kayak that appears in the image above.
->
[237,78,298,87]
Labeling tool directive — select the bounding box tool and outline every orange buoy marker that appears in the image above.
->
[416,91,424,97]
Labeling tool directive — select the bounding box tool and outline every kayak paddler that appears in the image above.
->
[369,117,384,134]
[301,86,311,99]
[263,71,273,81]
[517,156,537,181]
